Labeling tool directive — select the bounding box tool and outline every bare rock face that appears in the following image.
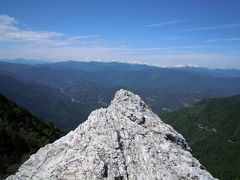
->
[8,89,216,180]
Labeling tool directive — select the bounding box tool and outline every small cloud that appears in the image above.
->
[166,36,188,40]
[129,45,209,51]
[162,45,208,50]
[174,64,199,68]
[146,19,188,27]
[185,23,240,31]
[203,38,240,42]
[68,35,101,41]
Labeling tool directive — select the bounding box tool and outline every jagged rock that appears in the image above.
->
[7,89,216,180]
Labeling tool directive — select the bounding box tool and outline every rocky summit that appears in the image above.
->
[8,89,216,180]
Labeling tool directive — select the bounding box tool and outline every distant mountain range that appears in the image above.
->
[0,93,65,179]
[163,94,240,179]
[0,60,240,130]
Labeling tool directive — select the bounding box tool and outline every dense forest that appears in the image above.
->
[163,94,240,179]
[0,94,65,179]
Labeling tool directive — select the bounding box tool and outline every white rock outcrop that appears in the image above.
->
[8,89,216,180]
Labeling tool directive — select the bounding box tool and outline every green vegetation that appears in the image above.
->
[163,95,240,180]
[0,94,66,179]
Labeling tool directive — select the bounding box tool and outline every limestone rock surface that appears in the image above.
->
[8,89,216,180]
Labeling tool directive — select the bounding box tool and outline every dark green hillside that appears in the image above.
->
[0,94,65,179]
[163,95,240,180]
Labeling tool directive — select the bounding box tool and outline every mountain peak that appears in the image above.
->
[8,90,216,180]
[109,89,147,125]
[112,89,141,103]
[111,89,145,108]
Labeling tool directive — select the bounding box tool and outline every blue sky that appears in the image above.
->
[0,0,240,68]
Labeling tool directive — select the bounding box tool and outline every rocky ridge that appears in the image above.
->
[8,89,216,180]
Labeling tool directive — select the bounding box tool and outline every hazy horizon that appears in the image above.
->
[0,0,240,68]
[2,58,240,70]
